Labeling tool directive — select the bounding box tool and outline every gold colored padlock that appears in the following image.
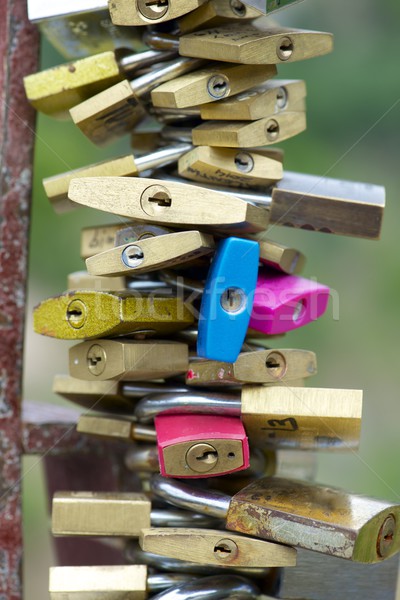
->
[178,146,283,188]
[150,63,277,108]
[86,230,215,277]
[185,349,317,386]
[33,290,194,340]
[139,527,296,567]
[192,110,306,147]
[69,339,189,381]
[109,0,207,26]
[200,79,306,121]
[67,177,269,234]
[179,22,333,64]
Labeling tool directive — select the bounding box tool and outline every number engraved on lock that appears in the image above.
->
[261,417,299,435]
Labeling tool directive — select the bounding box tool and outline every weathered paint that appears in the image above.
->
[0,0,39,597]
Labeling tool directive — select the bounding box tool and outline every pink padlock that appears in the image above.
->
[249,269,330,335]
[155,413,250,479]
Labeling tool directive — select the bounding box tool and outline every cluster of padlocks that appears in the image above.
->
[25,0,398,598]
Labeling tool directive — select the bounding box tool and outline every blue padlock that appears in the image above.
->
[197,237,259,363]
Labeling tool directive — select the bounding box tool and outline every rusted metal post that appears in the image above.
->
[0,1,39,597]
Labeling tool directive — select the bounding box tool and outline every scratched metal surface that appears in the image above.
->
[0,0,39,598]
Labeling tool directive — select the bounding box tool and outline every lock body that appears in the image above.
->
[249,270,330,335]
[69,340,189,381]
[197,237,259,363]
[155,413,250,478]
[226,477,400,562]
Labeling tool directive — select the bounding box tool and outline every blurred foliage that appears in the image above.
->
[23,0,400,595]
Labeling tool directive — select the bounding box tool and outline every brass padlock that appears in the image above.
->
[109,0,207,26]
[70,57,203,145]
[69,339,189,380]
[44,143,192,213]
[67,176,269,234]
[85,230,215,277]
[150,63,277,108]
[178,0,261,35]
[139,527,296,567]
[192,110,306,147]
[33,290,194,340]
[185,348,317,386]
[23,47,175,118]
[178,22,333,64]
[51,491,217,537]
[200,79,306,121]
[151,475,400,563]
[178,146,283,188]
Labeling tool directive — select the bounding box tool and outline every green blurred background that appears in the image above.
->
[22,0,400,595]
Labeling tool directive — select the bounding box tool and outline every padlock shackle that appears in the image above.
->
[150,474,231,519]
[134,393,241,422]
[151,507,220,529]
[150,574,259,600]
[120,49,177,73]
[135,142,193,172]
[147,572,194,593]
[132,57,204,97]
[123,381,192,399]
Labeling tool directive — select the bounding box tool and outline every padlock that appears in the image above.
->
[177,22,333,64]
[178,146,283,189]
[148,575,260,600]
[69,339,189,380]
[52,375,192,412]
[150,63,277,108]
[139,526,296,567]
[156,170,385,240]
[67,176,269,234]
[108,0,207,26]
[177,0,262,35]
[49,565,192,599]
[200,79,306,121]
[249,269,330,336]
[70,57,204,145]
[155,413,250,477]
[27,0,144,59]
[192,110,307,147]
[24,47,176,118]
[52,491,219,537]
[185,348,317,386]
[242,0,304,15]
[85,230,215,277]
[151,475,400,563]
[33,290,194,340]
[44,143,192,213]
[135,386,363,451]
[197,237,259,363]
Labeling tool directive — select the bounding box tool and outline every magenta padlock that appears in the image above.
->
[155,414,250,478]
[249,269,330,335]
